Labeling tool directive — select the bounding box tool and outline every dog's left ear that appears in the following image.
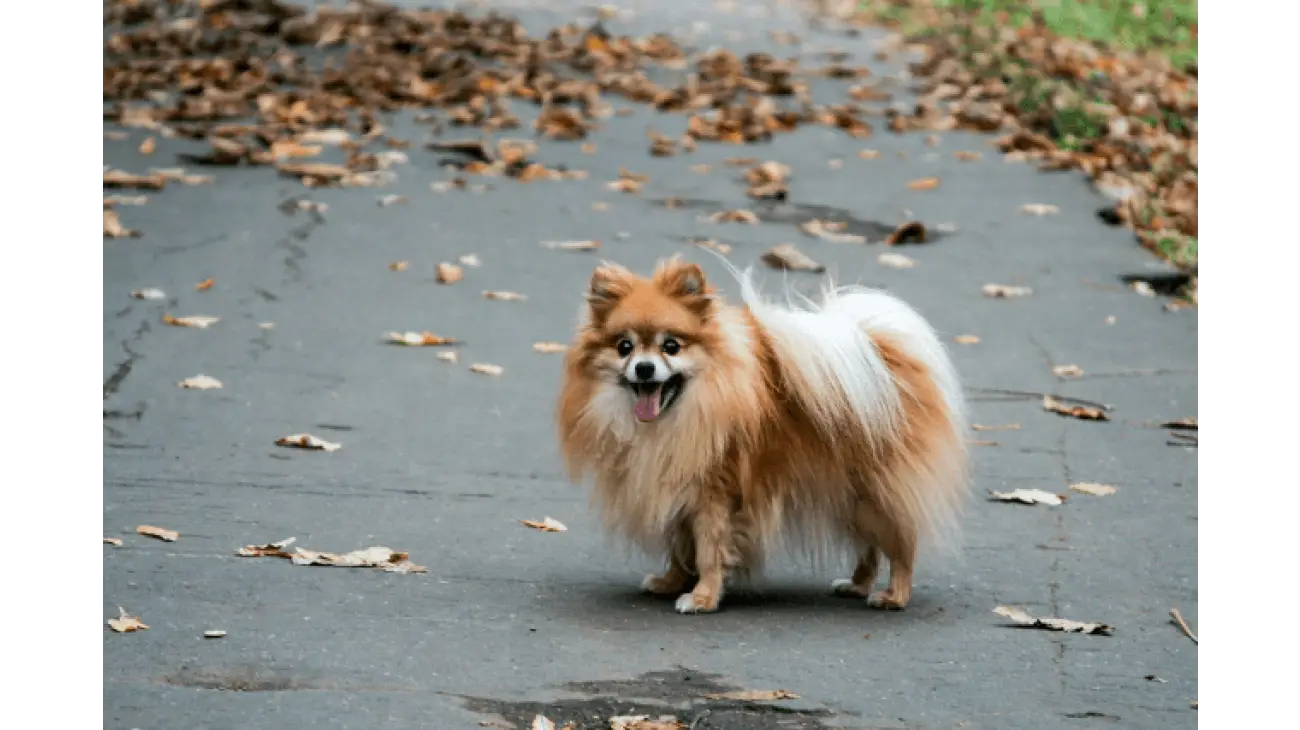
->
[654,256,714,315]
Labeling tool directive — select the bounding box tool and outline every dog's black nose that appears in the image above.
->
[635,362,656,381]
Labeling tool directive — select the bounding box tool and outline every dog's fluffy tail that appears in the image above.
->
[732,266,970,553]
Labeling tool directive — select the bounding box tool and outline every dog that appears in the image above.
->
[556,256,968,613]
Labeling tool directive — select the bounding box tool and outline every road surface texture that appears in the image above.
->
[103,1,1198,728]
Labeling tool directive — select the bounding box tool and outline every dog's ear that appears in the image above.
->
[587,262,634,321]
[654,256,714,315]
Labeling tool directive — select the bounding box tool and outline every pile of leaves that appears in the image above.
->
[850,1,1197,302]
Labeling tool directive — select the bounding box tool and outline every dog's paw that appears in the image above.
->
[866,590,908,611]
[830,578,870,598]
[674,591,719,614]
[642,572,685,596]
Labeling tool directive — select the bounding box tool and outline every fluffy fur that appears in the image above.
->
[556,256,969,613]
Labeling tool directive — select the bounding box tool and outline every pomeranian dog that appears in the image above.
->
[556,256,968,614]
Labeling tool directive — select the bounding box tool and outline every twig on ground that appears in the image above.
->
[1169,608,1198,644]
[967,387,1113,411]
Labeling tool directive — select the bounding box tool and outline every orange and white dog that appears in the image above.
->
[556,256,968,614]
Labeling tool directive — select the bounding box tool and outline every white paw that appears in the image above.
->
[640,573,659,593]
[830,578,856,596]
[675,593,704,614]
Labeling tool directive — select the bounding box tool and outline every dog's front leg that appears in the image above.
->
[674,493,735,614]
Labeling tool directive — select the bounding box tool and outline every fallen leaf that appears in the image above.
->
[591,202,610,211]
[800,219,865,244]
[177,374,222,390]
[436,351,459,363]
[471,363,504,376]
[907,177,940,191]
[237,537,297,557]
[136,525,179,542]
[709,209,760,224]
[581,143,597,154]
[968,439,999,447]
[988,489,1064,506]
[1043,395,1110,421]
[857,149,880,159]
[1020,203,1060,216]
[389,261,409,272]
[436,263,463,284]
[1052,365,1084,378]
[690,164,712,174]
[297,129,351,146]
[483,290,528,302]
[104,537,123,547]
[138,137,156,155]
[688,237,732,254]
[104,210,140,238]
[203,630,227,639]
[385,331,457,346]
[258,322,275,329]
[104,194,149,206]
[982,284,1033,298]
[162,314,220,328]
[107,608,149,633]
[378,194,408,207]
[762,243,825,273]
[878,252,915,269]
[104,168,167,190]
[1069,483,1118,496]
[972,423,1019,431]
[542,240,601,251]
[704,690,800,701]
[458,254,483,268]
[953,335,981,344]
[954,150,982,161]
[290,546,426,572]
[269,140,323,159]
[152,167,213,185]
[1161,417,1197,430]
[606,167,646,193]
[195,278,214,291]
[533,341,568,354]
[993,606,1113,636]
[274,433,342,452]
[521,517,567,532]
[884,221,927,245]
[610,717,683,730]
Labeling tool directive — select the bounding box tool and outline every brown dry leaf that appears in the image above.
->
[270,140,323,159]
[709,209,759,224]
[274,433,342,452]
[536,106,590,140]
[982,284,1033,298]
[953,335,981,344]
[436,263,463,284]
[1161,417,1197,430]
[104,194,149,207]
[1043,395,1110,422]
[968,439,1000,447]
[138,136,156,155]
[972,423,1020,432]
[162,314,220,328]
[204,630,227,639]
[436,351,459,364]
[542,240,601,251]
[799,219,865,244]
[591,202,610,211]
[762,244,825,273]
[1020,203,1060,216]
[877,252,915,269]
[688,238,732,254]
[689,164,712,174]
[533,342,568,354]
[606,176,643,194]
[1070,483,1118,497]
[104,169,167,190]
[470,363,505,377]
[104,537,123,547]
[107,608,149,633]
[521,517,567,532]
[703,690,800,701]
[884,221,927,245]
[483,290,528,302]
[137,525,180,542]
[610,717,683,730]
[104,210,140,238]
[458,254,482,268]
[130,288,165,300]
[857,149,881,160]
[237,536,297,558]
[988,489,1065,506]
[954,150,982,162]
[907,177,941,191]
[377,194,408,207]
[389,261,409,272]
[581,143,597,154]
[276,161,352,185]
[297,129,350,146]
[1052,364,1084,378]
[195,278,214,291]
[177,374,222,390]
[386,331,458,346]
[993,606,1114,636]
[290,546,426,573]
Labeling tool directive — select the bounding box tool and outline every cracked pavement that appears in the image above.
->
[103,1,1197,728]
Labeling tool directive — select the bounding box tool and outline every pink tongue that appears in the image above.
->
[634,389,662,422]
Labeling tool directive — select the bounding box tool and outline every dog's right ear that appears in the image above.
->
[587,262,634,321]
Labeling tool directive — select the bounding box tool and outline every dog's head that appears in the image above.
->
[577,256,720,423]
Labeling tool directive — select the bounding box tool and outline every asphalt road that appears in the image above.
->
[103,2,1198,728]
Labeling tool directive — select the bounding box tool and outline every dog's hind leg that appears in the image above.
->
[830,544,881,599]
[642,527,697,595]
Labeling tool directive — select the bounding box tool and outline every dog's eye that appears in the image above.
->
[616,339,634,357]
[661,338,681,356]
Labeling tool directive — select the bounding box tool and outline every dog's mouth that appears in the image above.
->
[628,374,685,422]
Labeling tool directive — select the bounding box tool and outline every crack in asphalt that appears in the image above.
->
[103,318,151,401]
